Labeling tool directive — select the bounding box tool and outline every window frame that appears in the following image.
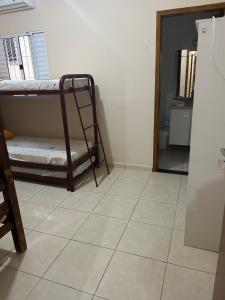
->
[0,31,49,80]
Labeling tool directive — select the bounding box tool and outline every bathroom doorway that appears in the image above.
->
[153,3,225,174]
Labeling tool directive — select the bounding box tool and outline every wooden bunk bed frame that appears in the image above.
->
[0,74,110,192]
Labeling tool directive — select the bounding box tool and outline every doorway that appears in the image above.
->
[153,3,225,174]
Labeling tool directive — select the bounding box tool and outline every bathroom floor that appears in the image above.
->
[0,167,217,300]
[158,146,190,173]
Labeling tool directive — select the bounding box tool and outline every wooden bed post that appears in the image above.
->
[88,75,99,167]
[59,77,74,192]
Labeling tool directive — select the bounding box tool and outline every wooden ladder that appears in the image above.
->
[71,76,110,187]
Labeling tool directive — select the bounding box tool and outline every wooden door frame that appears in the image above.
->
[152,2,225,172]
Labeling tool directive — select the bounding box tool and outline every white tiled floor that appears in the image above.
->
[158,146,190,172]
[0,168,218,300]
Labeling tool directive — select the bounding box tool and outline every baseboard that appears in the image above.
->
[109,162,152,171]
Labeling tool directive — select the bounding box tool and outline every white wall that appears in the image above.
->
[0,0,224,168]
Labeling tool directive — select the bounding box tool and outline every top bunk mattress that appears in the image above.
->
[0,78,88,92]
[6,136,92,166]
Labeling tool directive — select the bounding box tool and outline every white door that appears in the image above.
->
[185,17,225,252]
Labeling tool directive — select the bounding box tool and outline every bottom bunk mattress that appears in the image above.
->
[11,159,94,179]
[6,136,94,179]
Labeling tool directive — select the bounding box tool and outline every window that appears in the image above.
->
[0,32,49,80]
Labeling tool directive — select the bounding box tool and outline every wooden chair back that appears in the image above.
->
[0,131,27,253]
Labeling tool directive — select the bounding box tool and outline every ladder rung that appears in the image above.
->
[0,202,9,220]
[78,104,92,110]
[0,222,12,239]
[84,123,97,131]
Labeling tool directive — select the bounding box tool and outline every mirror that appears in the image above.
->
[176,49,197,98]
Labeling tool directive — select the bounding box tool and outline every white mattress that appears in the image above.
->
[7,136,92,166]
[0,78,88,91]
[11,157,94,179]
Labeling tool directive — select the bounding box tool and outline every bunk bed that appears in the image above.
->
[0,74,109,192]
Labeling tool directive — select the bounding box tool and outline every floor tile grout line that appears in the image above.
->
[92,250,115,297]
[92,172,152,297]
[41,216,91,278]
[24,197,130,242]
[22,192,180,229]
[71,238,118,251]
[89,211,130,222]
[2,245,215,281]
[15,181,46,202]
[16,173,183,298]
[29,200,67,232]
[160,176,183,300]
[167,180,183,261]
[86,170,140,297]
[22,178,181,231]
[44,277,94,297]
[105,171,151,197]
[91,295,110,300]
[19,187,73,233]
[118,218,173,230]
[18,184,69,204]
[5,226,216,276]
[166,261,217,275]
[19,189,106,300]
[159,263,168,300]
[2,173,218,299]
[3,235,216,277]
[115,167,152,184]
[98,192,141,200]
[24,276,42,300]
[39,237,70,275]
[19,196,68,209]
[115,249,168,264]
[1,263,100,300]
[2,237,216,280]
[17,179,77,205]
[26,182,104,233]
[0,229,33,262]
[31,214,91,241]
[25,277,95,300]
[2,172,192,299]
[59,193,105,213]
[26,228,169,263]
[3,179,143,270]
[139,198,178,206]
[4,176,182,242]
[93,174,182,300]
[71,187,116,239]
[1,171,119,268]
[0,263,42,279]
[1,262,43,300]
[35,183,110,283]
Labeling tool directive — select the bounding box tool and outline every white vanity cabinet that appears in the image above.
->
[169,108,192,146]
